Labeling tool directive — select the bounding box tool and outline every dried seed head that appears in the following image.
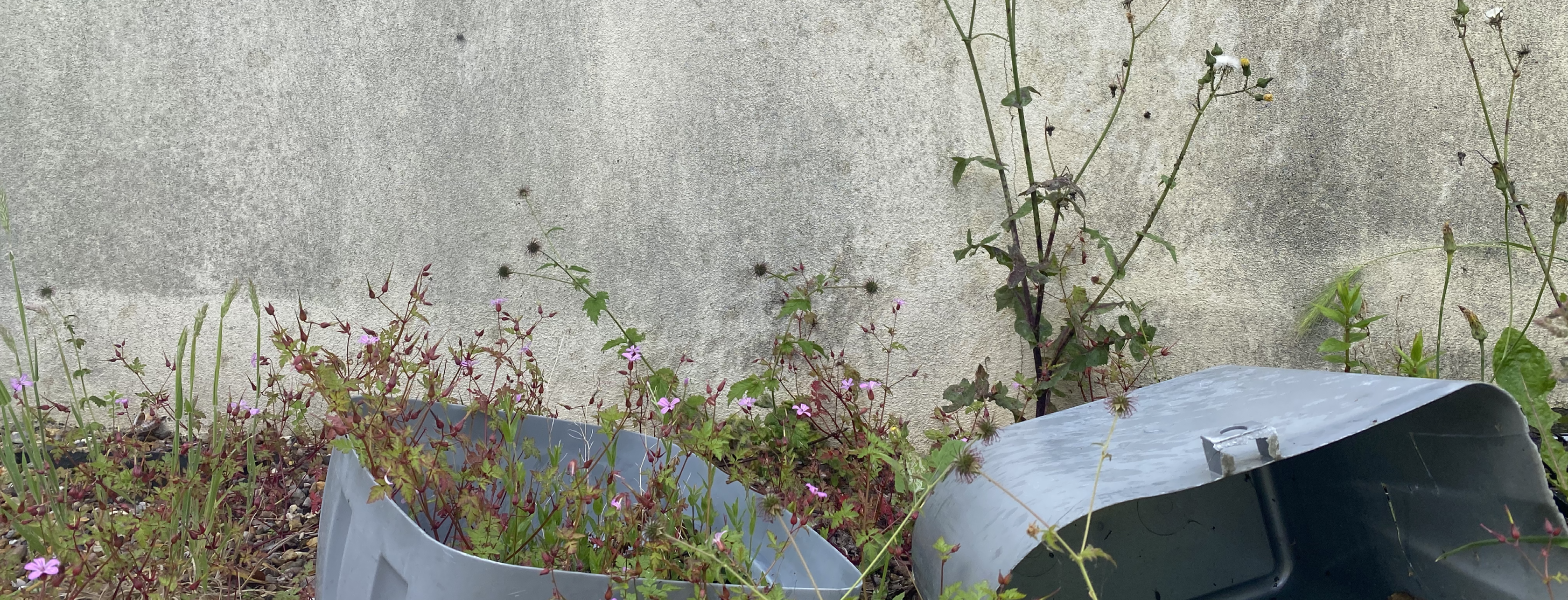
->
[497,264,515,279]
[976,418,1001,445]
[863,280,879,295]
[37,286,53,300]
[527,240,542,255]
[1104,393,1137,417]
[517,186,532,198]
[753,262,769,277]
[953,447,984,484]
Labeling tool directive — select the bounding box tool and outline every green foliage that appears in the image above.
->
[1313,279,1384,373]
[1393,330,1436,378]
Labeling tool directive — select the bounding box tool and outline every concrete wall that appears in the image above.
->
[2,0,1567,423]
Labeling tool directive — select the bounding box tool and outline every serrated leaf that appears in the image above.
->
[1140,231,1177,263]
[582,291,609,325]
[780,296,812,318]
[367,483,392,504]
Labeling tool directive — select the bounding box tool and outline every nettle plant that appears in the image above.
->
[942,0,1276,420]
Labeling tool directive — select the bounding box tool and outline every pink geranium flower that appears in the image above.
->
[805,483,828,499]
[657,397,678,414]
[793,403,812,417]
[23,556,59,580]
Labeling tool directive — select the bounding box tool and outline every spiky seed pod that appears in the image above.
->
[954,447,984,484]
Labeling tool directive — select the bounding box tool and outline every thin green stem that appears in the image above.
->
[1436,254,1453,377]
[1479,338,1488,381]
[1457,26,1516,328]
[1084,88,1217,319]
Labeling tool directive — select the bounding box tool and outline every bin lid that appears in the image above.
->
[911,365,1551,599]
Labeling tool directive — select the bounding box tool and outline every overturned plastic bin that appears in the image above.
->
[913,366,1565,600]
[316,401,859,600]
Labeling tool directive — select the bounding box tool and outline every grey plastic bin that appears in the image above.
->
[316,402,860,600]
[913,366,1566,600]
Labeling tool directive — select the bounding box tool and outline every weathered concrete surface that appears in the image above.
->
[2,0,1567,423]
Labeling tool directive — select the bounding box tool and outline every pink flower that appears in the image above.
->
[457,357,474,368]
[657,397,678,414]
[858,381,879,391]
[893,299,905,309]
[228,400,262,418]
[793,403,812,417]
[621,345,642,363]
[23,556,59,580]
[115,397,129,409]
[805,483,828,499]
[249,353,260,367]
[9,374,33,393]
[839,379,853,392]
[610,495,624,510]
[712,529,728,551]
[358,334,378,345]
[518,343,532,357]
[737,395,756,409]
[490,298,506,310]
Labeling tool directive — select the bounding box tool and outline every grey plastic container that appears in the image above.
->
[914,366,1566,600]
[316,402,860,600]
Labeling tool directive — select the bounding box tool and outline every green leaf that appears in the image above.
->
[780,296,812,318]
[1318,338,1352,353]
[1492,328,1557,412]
[1140,232,1177,263]
[950,157,973,187]
[582,291,609,325]
[1000,86,1039,108]
[1005,199,1036,224]
[973,157,1005,171]
[1082,228,1121,276]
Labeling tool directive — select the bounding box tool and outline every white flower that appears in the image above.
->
[1484,6,1502,20]
[1214,54,1242,72]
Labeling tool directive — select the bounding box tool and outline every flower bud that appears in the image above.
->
[1204,53,1216,66]
[1211,44,1224,56]
[1554,191,1567,226]
[1458,305,1487,342]
[1456,0,1469,15]
[1442,222,1456,255]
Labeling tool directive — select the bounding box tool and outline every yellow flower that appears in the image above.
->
[1263,93,1275,101]
[1240,57,1251,68]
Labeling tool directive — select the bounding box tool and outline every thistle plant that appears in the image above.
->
[942,0,1277,418]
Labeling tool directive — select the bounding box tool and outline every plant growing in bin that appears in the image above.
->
[278,268,815,593]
